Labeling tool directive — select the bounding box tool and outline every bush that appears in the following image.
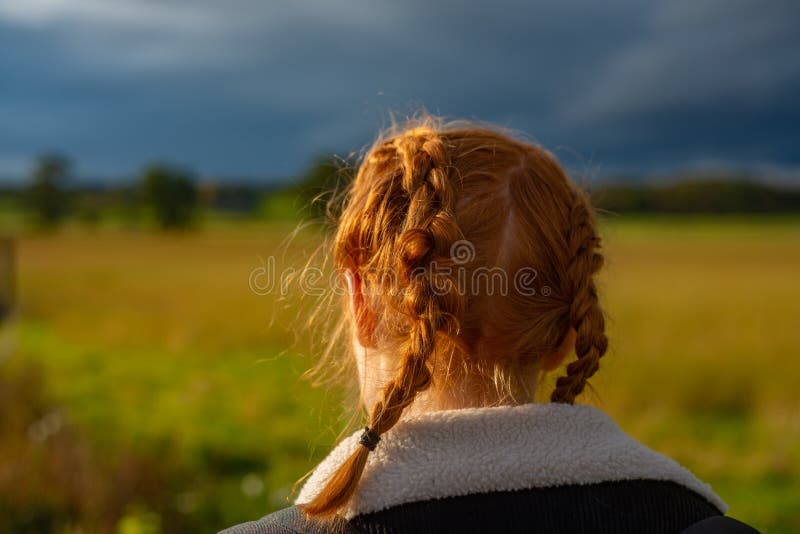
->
[25,154,70,229]
[139,165,198,229]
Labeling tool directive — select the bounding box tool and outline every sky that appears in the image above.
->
[1,0,798,184]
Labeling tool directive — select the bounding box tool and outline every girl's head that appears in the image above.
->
[302,115,607,517]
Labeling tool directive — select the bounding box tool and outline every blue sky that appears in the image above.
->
[1,0,798,184]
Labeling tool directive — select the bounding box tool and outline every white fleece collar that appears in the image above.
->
[296,403,727,519]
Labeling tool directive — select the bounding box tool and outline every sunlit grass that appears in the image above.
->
[6,215,800,532]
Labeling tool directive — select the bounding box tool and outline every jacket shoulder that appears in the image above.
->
[219,506,355,534]
[350,480,725,534]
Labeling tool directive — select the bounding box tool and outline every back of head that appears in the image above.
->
[302,115,607,518]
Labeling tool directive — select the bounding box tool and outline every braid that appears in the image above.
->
[551,191,608,404]
[302,127,464,517]
[303,118,612,517]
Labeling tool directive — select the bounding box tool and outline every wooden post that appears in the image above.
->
[0,237,15,326]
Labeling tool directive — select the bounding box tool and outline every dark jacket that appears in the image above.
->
[222,480,759,533]
[221,404,757,534]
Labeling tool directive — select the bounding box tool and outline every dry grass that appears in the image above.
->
[5,216,800,532]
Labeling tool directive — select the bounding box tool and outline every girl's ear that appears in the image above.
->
[344,270,377,347]
[543,327,576,371]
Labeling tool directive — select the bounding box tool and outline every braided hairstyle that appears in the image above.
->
[301,116,608,518]
[550,191,608,404]
[301,126,465,516]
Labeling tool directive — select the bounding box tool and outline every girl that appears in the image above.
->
[223,117,756,533]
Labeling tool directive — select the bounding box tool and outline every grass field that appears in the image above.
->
[2,216,799,532]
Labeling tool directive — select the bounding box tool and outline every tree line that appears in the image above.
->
[594,178,800,214]
[4,153,800,231]
[14,154,199,230]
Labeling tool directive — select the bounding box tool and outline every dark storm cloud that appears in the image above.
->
[562,0,800,170]
[0,0,797,181]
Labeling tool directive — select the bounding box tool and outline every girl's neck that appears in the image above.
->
[358,347,541,417]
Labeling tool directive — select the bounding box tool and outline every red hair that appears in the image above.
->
[301,115,608,517]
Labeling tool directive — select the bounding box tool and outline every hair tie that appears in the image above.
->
[359,427,381,451]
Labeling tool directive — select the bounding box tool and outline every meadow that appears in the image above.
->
[2,215,799,532]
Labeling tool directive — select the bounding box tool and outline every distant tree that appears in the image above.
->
[26,153,70,229]
[594,178,800,215]
[295,155,350,219]
[139,164,198,229]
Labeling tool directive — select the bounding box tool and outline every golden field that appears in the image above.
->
[2,216,799,532]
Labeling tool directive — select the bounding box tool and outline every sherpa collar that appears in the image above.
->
[296,403,727,519]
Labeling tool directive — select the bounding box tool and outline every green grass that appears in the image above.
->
[10,322,342,530]
[2,216,799,532]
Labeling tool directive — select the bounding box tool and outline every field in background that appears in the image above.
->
[2,216,799,532]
